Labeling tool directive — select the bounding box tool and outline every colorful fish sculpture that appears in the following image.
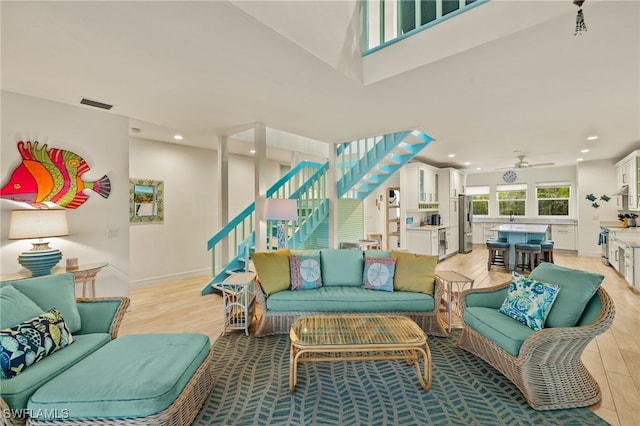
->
[1,141,110,209]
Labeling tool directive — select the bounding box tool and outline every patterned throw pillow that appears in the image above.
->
[362,257,396,292]
[0,308,74,379]
[290,254,322,290]
[499,272,560,331]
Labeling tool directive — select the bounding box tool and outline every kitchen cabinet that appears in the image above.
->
[406,229,438,256]
[447,226,459,256]
[615,151,639,210]
[483,222,498,241]
[449,169,464,198]
[609,237,619,271]
[550,224,577,251]
[400,163,438,211]
[472,223,485,244]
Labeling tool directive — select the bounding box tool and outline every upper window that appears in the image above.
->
[497,184,527,216]
[466,185,490,216]
[537,183,570,216]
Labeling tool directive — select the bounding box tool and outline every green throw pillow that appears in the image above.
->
[499,271,560,331]
[391,251,437,295]
[529,263,604,328]
[0,308,74,379]
[252,249,291,296]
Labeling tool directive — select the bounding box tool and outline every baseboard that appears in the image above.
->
[129,268,209,287]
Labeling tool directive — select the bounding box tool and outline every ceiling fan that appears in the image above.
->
[497,155,555,170]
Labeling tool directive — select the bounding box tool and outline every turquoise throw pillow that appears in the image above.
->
[290,254,322,290]
[529,262,604,328]
[0,308,74,379]
[362,257,396,292]
[499,272,560,331]
[0,285,44,330]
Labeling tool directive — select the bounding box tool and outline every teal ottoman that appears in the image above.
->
[27,333,214,425]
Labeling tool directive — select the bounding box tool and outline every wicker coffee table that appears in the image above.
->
[289,314,431,392]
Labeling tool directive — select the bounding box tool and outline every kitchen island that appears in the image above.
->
[490,224,549,269]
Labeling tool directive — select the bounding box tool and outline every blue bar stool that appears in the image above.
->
[487,240,510,271]
[514,243,542,272]
[539,240,555,264]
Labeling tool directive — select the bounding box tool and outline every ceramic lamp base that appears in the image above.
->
[18,248,63,277]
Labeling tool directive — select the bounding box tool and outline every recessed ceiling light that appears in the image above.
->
[464,162,471,165]
[448,154,455,158]
[577,158,584,162]
[250,149,256,154]
[476,167,482,171]
[587,135,598,141]
[581,149,590,153]
[173,134,183,140]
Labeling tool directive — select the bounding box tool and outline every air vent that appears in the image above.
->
[80,98,113,110]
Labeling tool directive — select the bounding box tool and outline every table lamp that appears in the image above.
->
[264,198,298,249]
[9,209,69,276]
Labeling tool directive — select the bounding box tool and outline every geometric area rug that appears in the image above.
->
[194,331,608,426]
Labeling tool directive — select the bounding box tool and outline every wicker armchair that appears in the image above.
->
[458,282,615,411]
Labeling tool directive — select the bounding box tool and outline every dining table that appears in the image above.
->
[489,223,549,270]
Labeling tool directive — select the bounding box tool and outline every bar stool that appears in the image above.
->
[514,243,542,272]
[486,240,510,271]
[539,240,555,264]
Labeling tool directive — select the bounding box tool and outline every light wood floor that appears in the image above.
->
[119,248,640,426]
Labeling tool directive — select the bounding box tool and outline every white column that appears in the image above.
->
[217,135,229,267]
[327,144,338,248]
[254,123,268,252]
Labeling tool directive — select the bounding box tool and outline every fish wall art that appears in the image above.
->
[1,141,111,209]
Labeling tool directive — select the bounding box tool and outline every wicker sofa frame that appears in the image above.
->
[457,283,615,411]
[253,277,449,338]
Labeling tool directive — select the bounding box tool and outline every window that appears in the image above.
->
[497,184,527,216]
[537,183,570,216]
[466,186,490,215]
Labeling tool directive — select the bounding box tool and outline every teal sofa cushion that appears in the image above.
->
[464,307,535,356]
[266,286,435,312]
[0,285,43,329]
[28,333,211,420]
[0,333,110,411]
[529,263,604,328]
[1,274,81,333]
[320,249,364,287]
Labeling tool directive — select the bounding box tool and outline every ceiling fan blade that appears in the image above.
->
[529,162,555,167]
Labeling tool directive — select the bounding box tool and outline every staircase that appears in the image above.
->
[337,130,432,199]
[202,129,433,295]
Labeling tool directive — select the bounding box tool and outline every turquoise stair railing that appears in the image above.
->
[202,161,328,295]
[337,130,433,199]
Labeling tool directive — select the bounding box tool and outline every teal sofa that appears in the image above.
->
[253,249,448,337]
[457,263,615,411]
[0,273,129,426]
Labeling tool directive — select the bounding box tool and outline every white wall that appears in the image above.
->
[576,159,618,257]
[466,166,578,218]
[1,91,130,297]
[129,137,284,285]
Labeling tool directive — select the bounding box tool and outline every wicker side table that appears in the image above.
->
[213,272,256,335]
[435,271,474,332]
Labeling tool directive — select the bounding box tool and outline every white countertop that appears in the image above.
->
[406,225,448,231]
[609,228,640,247]
[490,224,549,233]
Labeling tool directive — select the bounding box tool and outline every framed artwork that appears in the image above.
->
[129,178,164,223]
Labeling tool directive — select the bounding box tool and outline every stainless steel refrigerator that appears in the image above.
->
[458,194,473,253]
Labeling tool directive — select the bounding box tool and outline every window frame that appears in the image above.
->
[466,185,490,216]
[536,183,571,217]
[496,184,527,217]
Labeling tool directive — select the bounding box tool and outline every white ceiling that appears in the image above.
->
[2,1,639,172]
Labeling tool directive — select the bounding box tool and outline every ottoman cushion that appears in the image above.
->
[28,333,211,420]
[1,334,111,411]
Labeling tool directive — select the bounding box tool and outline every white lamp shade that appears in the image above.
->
[9,209,69,240]
[264,198,298,221]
